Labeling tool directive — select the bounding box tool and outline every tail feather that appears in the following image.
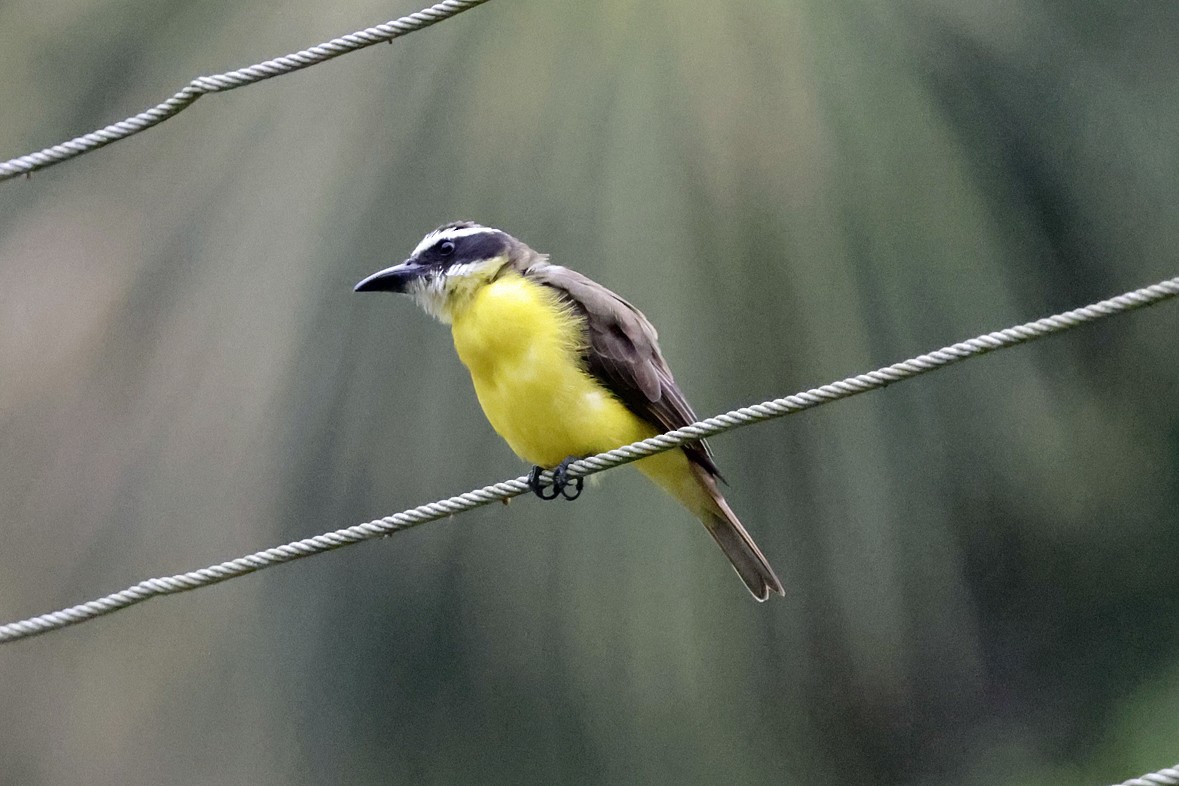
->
[698,487,785,602]
[636,451,784,601]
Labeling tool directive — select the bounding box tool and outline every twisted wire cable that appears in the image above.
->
[2,273,1176,645]
[0,0,492,182]
[1112,764,1179,786]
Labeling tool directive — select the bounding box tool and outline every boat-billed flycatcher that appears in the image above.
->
[355,222,784,601]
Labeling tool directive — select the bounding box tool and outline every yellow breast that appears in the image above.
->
[449,272,655,469]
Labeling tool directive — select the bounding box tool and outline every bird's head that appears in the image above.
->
[354,222,532,322]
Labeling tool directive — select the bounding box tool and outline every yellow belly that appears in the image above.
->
[450,273,652,468]
[449,272,707,515]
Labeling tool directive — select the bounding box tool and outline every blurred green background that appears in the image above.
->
[2,1,1178,784]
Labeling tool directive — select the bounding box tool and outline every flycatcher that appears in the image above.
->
[356,222,783,600]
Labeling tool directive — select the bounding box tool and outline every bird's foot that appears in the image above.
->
[527,457,584,501]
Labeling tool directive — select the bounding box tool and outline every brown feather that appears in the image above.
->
[520,261,722,478]
[507,251,782,600]
[690,463,785,601]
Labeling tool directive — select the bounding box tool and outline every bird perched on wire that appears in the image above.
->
[355,222,783,600]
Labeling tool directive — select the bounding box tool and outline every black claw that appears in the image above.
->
[528,466,560,500]
[528,457,584,502]
[556,458,584,500]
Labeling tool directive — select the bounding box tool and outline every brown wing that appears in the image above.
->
[524,263,722,479]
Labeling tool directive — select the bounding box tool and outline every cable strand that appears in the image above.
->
[1112,764,1179,786]
[0,0,492,182]
[1,274,1176,645]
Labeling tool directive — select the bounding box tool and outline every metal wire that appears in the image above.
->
[1,273,1176,645]
[1112,764,1179,786]
[0,0,493,182]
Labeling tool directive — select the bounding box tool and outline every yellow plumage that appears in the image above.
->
[354,222,783,599]
[449,270,700,511]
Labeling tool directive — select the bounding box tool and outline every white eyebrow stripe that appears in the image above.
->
[411,224,497,257]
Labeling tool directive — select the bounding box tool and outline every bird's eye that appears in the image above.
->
[437,240,456,256]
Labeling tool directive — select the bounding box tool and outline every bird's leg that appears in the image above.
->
[527,456,584,501]
[553,456,584,500]
[527,466,560,500]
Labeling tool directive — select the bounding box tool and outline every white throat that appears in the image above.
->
[405,255,507,323]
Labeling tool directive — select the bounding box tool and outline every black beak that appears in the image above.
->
[354,260,418,293]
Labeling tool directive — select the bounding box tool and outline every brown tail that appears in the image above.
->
[693,466,784,601]
[635,451,784,600]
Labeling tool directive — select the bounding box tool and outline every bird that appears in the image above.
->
[355,222,784,601]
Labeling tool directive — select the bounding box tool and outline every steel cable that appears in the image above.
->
[2,274,1176,645]
[0,0,493,181]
